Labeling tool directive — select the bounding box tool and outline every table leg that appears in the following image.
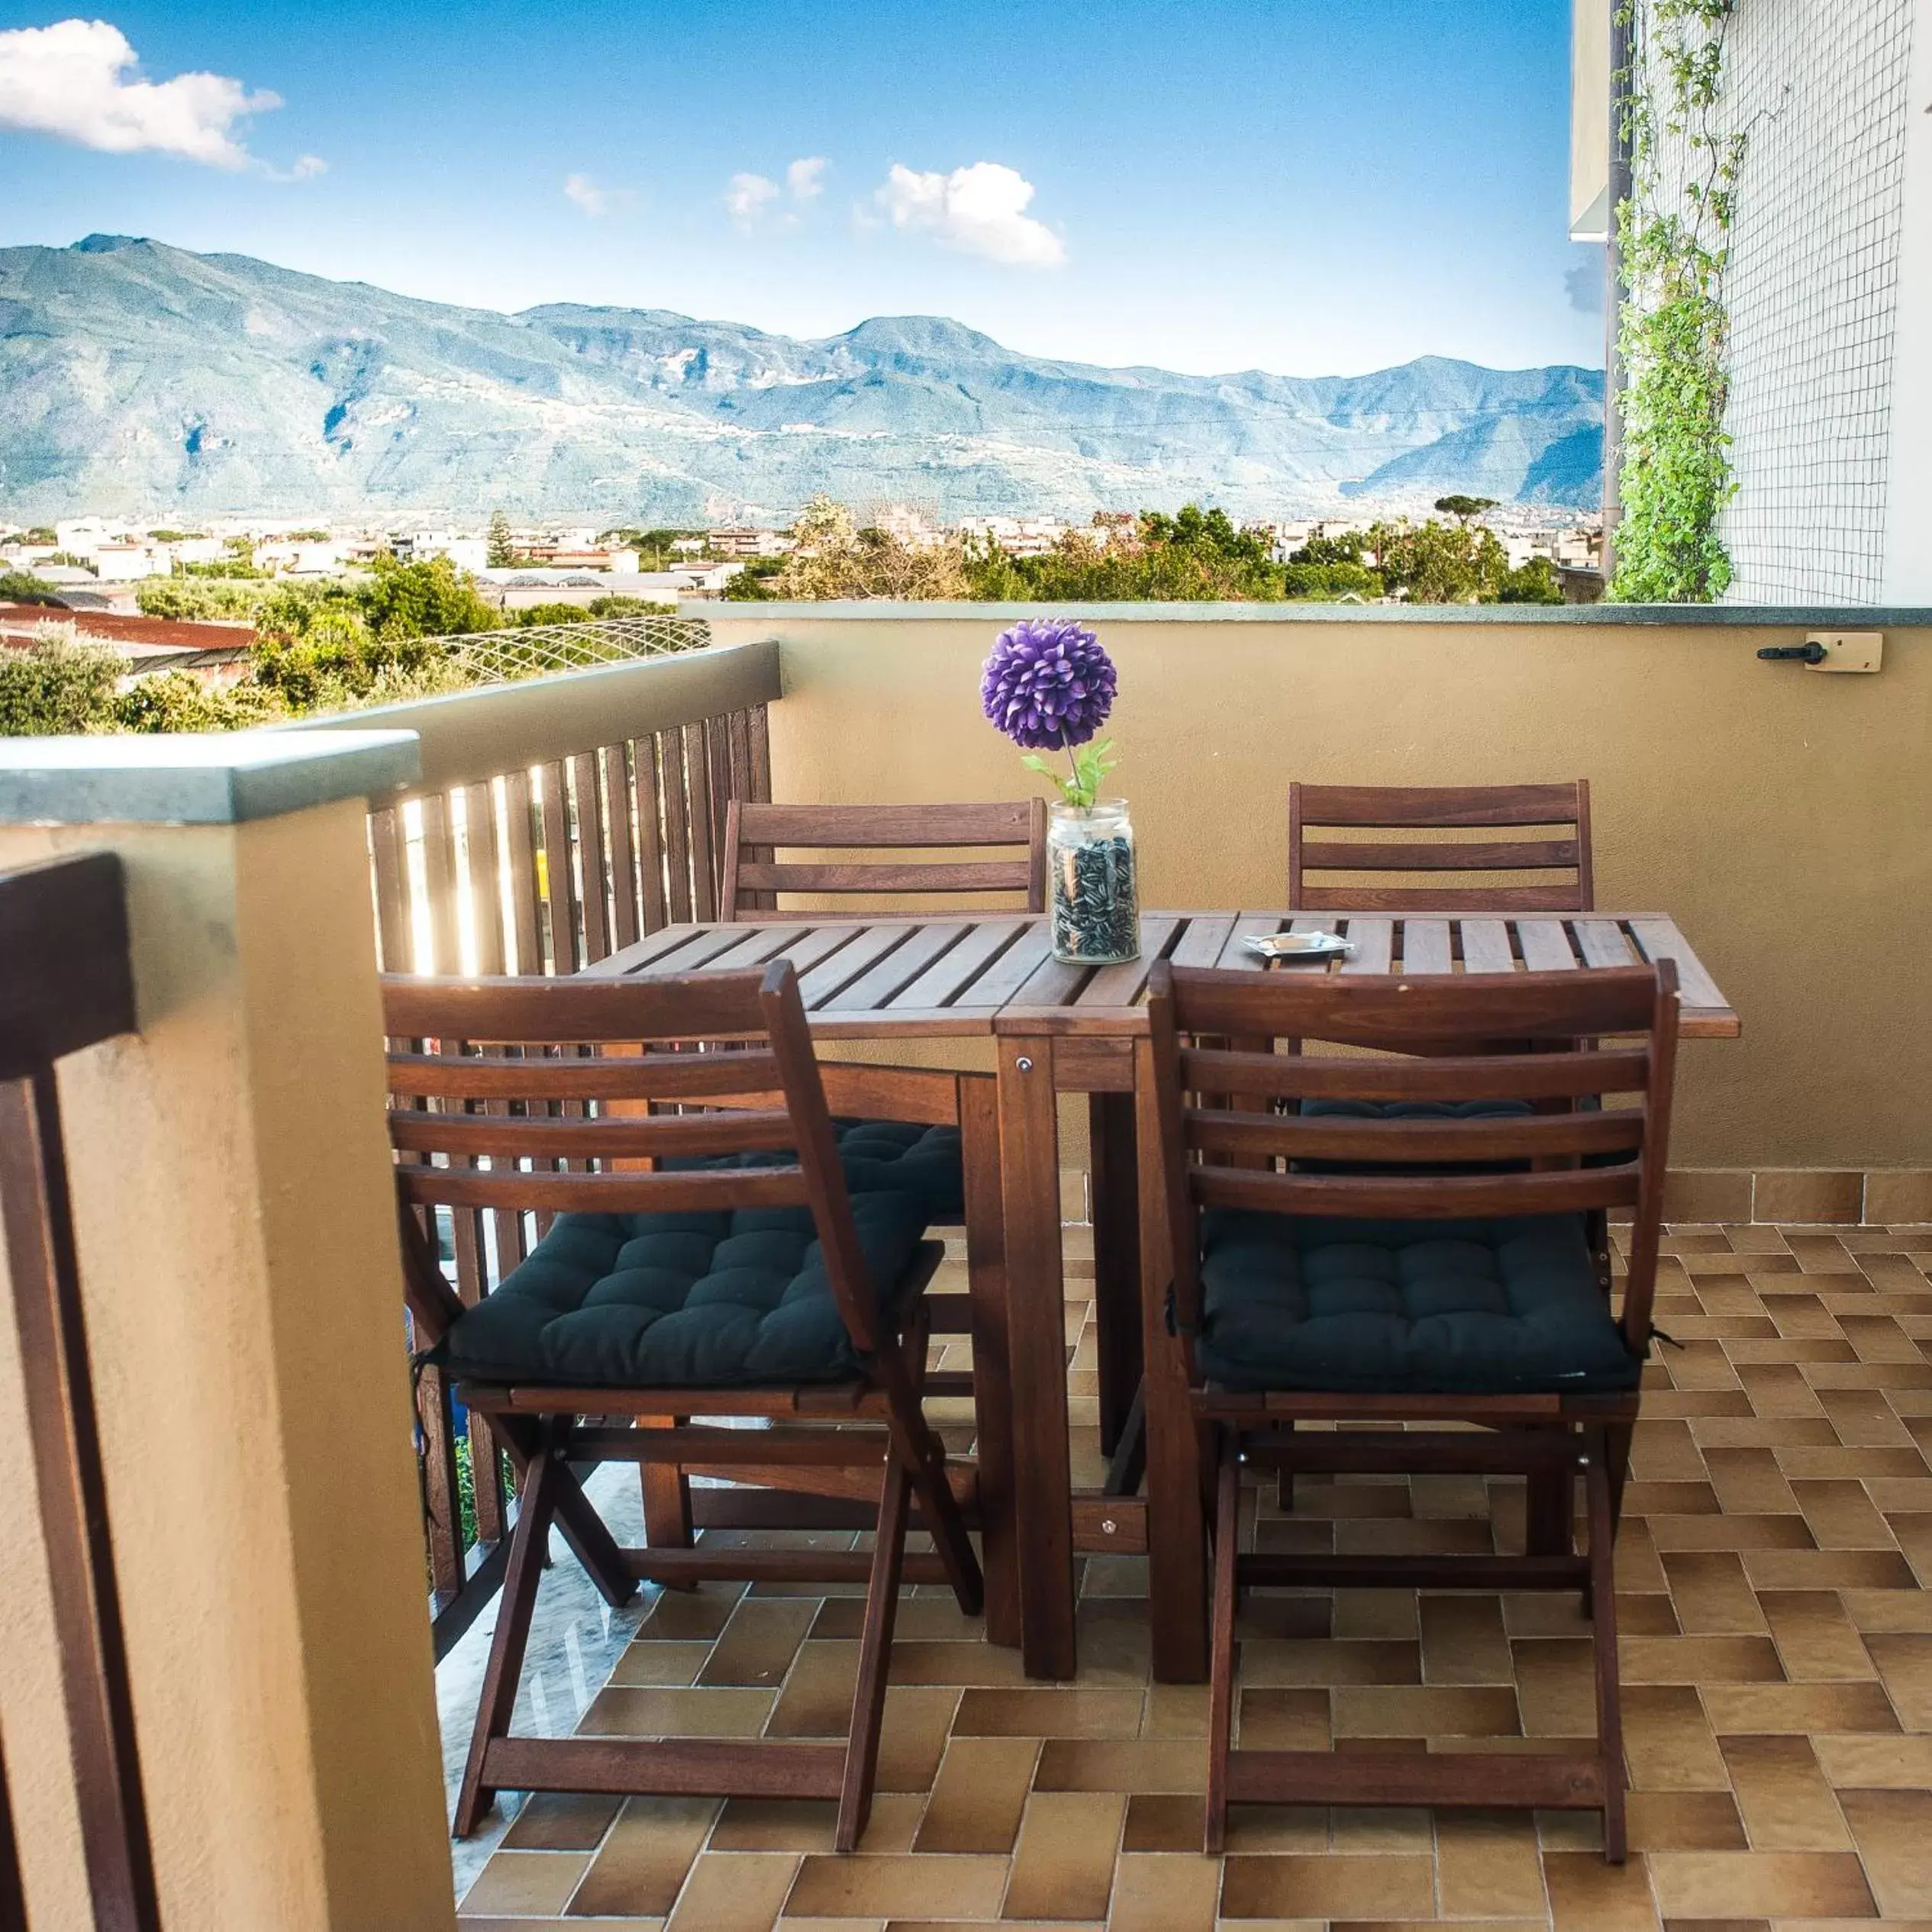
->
[997,1034,1077,1680]
[1135,1037,1208,1682]
[960,1075,1020,1648]
[1089,1090,1144,1460]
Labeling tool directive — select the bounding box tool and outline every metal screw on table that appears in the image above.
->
[1014,1056,1033,1072]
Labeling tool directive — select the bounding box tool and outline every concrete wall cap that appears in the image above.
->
[0,729,421,826]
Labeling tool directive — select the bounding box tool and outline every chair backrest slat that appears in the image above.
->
[382,963,884,1353]
[1147,960,1680,1359]
[1289,781,1593,912]
[721,798,1047,919]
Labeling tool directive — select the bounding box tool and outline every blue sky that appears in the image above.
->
[0,1,1604,376]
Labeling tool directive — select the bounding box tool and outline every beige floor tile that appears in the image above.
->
[1001,1789,1125,1920]
[461,1853,594,1918]
[1033,1738,1206,1792]
[1123,1792,1207,1852]
[885,1640,1032,1686]
[912,1736,1039,1853]
[1621,1686,1730,1790]
[1742,1549,1916,1592]
[699,1598,818,1690]
[1437,1809,1550,1916]
[566,1797,718,1917]
[1718,1736,1853,1850]
[1789,1482,1898,1552]
[1700,1681,1899,1736]
[1646,1851,1876,1918]
[1218,1853,1434,1920]
[1621,1635,1785,1684]
[783,1855,1008,1921]
[1105,1852,1221,1932]
[1837,1790,1932,1917]
[1331,1684,1521,1738]
[1541,1850,1661,1932]
[1421,1595,1514,1685]
[1658,1553,1768,1634]
[579,1685,775,1737]
[1811,1732,1932,1786]
[1511,1638,1598,1737]
[607,1642,717,1688]
[663,1851,796,1932]
[953,1687,1143,1738]
[1702,1450,1801,1515]
[1860,1631,1932,1727]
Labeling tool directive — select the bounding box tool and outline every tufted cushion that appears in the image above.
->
[676,1118,964,1220]
[1195,1210,1637,1395]
[1299,1098,1534,1124]
[441,1189,932,1389]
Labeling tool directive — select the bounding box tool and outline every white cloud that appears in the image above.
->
[0,18,292,170]
[873,161,1063,267]
[563,172,610,217]
[725,169,782,230]
[289,153,326,179]
[786,156,827,203]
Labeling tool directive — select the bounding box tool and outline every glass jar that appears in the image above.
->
[1047,798,1140,965]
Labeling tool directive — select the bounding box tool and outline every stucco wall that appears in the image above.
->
[706,605,1932,1172]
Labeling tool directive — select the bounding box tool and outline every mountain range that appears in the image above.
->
[0,235,1604,523]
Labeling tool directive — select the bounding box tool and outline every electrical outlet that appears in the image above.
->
[1805,631,1882,672]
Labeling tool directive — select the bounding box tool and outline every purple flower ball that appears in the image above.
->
[980,617,1117,751]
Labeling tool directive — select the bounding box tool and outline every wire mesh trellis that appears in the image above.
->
[445,611,713,683]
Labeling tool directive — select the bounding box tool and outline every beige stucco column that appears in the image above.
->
[0,733,456,1930]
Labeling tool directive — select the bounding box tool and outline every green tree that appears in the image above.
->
[487,509,516,569]
[357,553,502,640]
[137,576,275,621]
[0,569,67,606]
[1495,556,1565,605]
[1434,495,1499,524]
[111,672,285,732]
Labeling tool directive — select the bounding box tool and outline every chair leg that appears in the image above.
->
[455,1440,564,1837]
[639,1414,695,1589]
[1585,1427,1627,1865]
[1526,1431,1573,1559]
[1204,1429,1240,1856]
[837,1450,911,1852]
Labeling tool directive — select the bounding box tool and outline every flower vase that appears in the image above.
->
[1047,799,1140,964]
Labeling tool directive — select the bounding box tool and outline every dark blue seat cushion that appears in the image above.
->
[441,1189,931,1389]
[1299,1098,1534,1124]
[832,1118,964,1219]
[1195,1210,1637,1395]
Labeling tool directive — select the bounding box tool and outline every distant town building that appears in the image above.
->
[706,527,796,558]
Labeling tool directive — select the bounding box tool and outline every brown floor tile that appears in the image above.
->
[1141,1680,1209,1739]
[1336,1588,1423,1639]
[1123,1792,1207,1852]
[1236,1688,1331,1752]
[1001,1790,1124,1920]
[663,1851,795,1932]
[885,1640,1031,1686]
[768,1642,860,1736]
[1625,1790,1748,1852]
[1421,1594,1514,1684]
[1240,1639,1419,1686]
[698,1598,817,1689]
[605,1641,715,1688]
[1702,1450,1801,1515]
[1647,1851,1875,1919]
[783,1854,1008,1921]
[1842,1586,1932,1632]
[638,1580,747,1640]
[1834,1790,1932,1917]
[1633,1419,1711,1482]
[461,1853,594,1917]
[1789,1482,1898,1552]
[1437,1809,1550,1915]
[1033,1738,1205,1792]
[500,1794,623,1852]
[1104,1851,1220,1932]
[565,1797,717,1917]
[1626,1482,1723,1516]
[953,1687,1141,1739]
[1220,1853,1434,1919]
[1330,1684,1521,1737]
[1742,1549,1916,1592]
[1700,1681,1900,1736]
[1541,1850,1662,1932]
[1644,1515,1814,1554]
[1512,1638,1598,1737]
[709,1798,839,1853]
[1718,1736,1853,1850]
[1234,1592,1333,1641]
[1756,1592,1876,1682]
[1861,1631,1932,1727]
[1659,1553,1768,1635]
[912,1737,1038,1853]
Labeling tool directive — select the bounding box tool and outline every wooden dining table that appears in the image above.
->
[590,908,1740,1683]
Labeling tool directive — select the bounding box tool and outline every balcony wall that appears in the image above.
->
[705,603,1932,1185]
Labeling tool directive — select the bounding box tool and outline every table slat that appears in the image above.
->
[1573,918,1638,969]
[889,917,1032,1009]
[952,924,1055,1007]
[697,924,811,972]
[1076,915,1180,1007]
[795,925,916,1007]
[635,925,757,976]
[1458,918,1515,974]
[1167,913,1237,970]
[1515,918,1579,972]
[1400,918,1453,975]
[1340,916,1394,974]
[823,923,970,1011]
[1626,916,1728,1014]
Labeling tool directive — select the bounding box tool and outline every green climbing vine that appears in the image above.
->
[1609,0,1745,603]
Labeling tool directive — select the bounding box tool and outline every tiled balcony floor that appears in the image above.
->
[443,1220,1932,1930]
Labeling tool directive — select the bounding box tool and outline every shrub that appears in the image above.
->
[0,636,127,734]
[137,576,276,621]
[111,672,285,733]
[0,568,67,606]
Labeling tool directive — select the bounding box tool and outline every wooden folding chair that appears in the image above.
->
[1288,781,1593,911]
[1144,959,1679,1862]
[386,963,982,1851]
[721,798,1047,919]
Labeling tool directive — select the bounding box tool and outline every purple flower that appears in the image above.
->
[980,618,1117,751]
